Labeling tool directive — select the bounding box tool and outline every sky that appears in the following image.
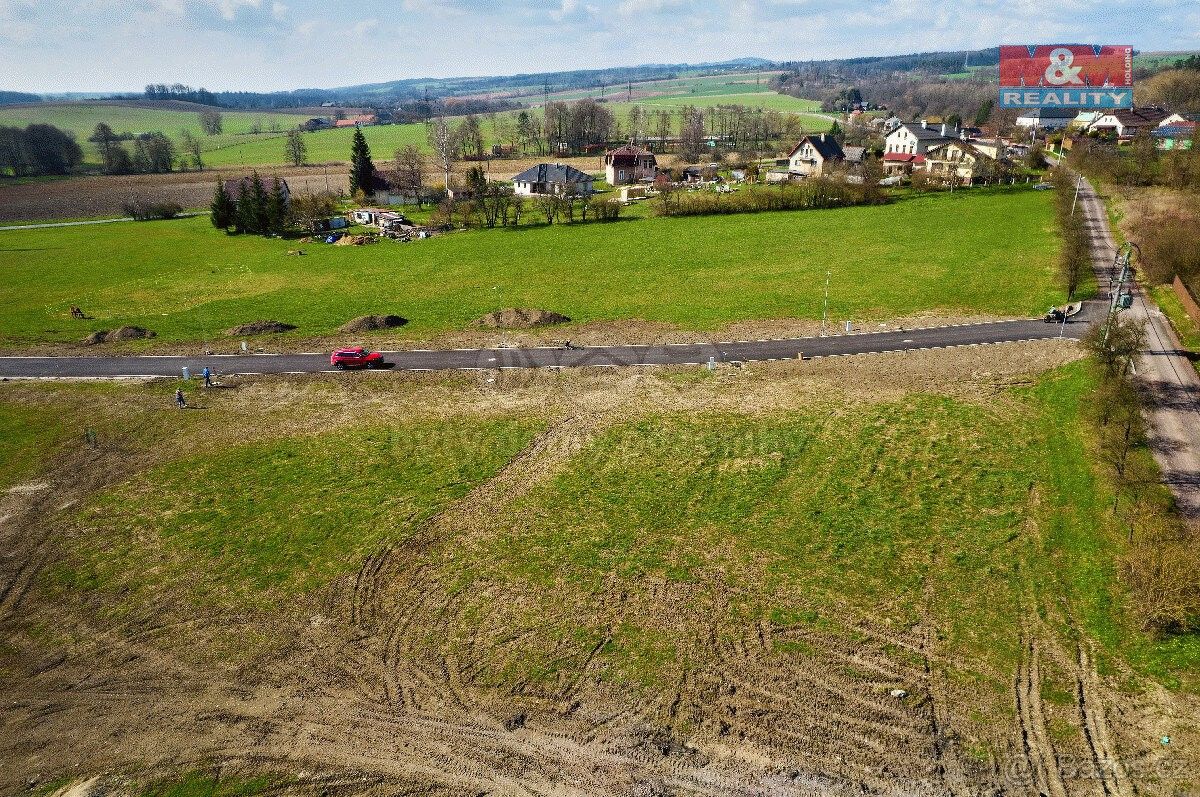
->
[1,0,1198,94]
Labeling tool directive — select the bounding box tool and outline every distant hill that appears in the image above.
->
[0,91,42,106]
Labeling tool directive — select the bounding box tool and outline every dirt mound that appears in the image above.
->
[339,314,409,333]
[334,234,375,246]
[472,308,571,329]
[224,320,297,336]
[82,326,156,345]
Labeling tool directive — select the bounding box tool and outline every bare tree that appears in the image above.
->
[198,109,223,136]
[179,129,203,170]
[284,129,307,166]
[1083,315,1147,378]
[426,116,459,191]
[393,145,426,207]
[458,114,485,160]
[679,106,705,163]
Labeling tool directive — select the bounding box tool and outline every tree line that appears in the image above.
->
[143,84,220,106]
[1048,167,1090,301]
[1066,129,1200,292]
[0,123,83,176]
[1080,314,1200,633]
[776,72,998,127]
[210,173,292,236]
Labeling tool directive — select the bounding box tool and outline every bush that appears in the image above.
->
[122,200,183,221]
[652,179,874,218]
[591,199,621,221]
[1129,209,1200,287]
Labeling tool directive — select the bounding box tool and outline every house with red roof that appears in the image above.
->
[334,114,379,128]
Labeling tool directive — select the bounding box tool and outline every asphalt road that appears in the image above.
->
[0,316,1090,379]
[1073,175,1200,518]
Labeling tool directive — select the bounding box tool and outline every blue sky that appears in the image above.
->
[1,0,1197,93]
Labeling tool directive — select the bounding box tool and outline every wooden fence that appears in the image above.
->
[1173,275,1200,327]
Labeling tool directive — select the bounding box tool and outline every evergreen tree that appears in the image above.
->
[250,173,270,233]
[349,125,375,196]
[266,178,289,234]
[210,180,235,230]
[234,173,268,234]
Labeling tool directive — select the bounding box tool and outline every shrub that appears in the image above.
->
[122,200,183,221]
[591,199,622,221]
[651,179,874,218]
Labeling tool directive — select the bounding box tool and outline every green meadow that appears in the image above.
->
[0,188,1062,347]
[0,103,310,167]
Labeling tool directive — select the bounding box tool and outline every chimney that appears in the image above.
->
[941,124,947,136]
[820,132,825,141]
[921,120,927,129]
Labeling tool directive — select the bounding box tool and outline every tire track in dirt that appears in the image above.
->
[1075,644,1132,797]
[1014,634,1067,797]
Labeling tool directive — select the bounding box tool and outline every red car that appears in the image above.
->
[330,347,385,369]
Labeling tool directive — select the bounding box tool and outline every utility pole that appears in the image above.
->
[821,270,831,335]
[1103,242,1140,344]
[1070,172,1082,216]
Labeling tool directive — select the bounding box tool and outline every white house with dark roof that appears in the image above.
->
[511,163,595,197]
[787,133,845,177]
[1085,108,1174,139]
[922,141,998,185]
[1015,108,1077,130]
[884,120,962,157]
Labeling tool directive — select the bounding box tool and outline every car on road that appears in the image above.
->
[1043,302,1083,323]
[331,347,385,369]
[1033,183,1054,191]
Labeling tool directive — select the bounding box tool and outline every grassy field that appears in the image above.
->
[0,188,1062,348]
[0,85,824,171]
[202,120,432,167]
[1150,284,1200,353]
[433,361,1197,690]
[0,403,70,488]
[0,103,310,167]
[12,354,1200,694]
[537,71,785,103]
[49,416,540,612]
[635,92,823,113]
[3,344,1199,791]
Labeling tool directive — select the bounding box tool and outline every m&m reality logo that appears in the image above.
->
[998,45,1133,109]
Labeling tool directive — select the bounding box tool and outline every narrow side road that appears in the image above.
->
[0,317,1085,379]
[1076,176,1200,518]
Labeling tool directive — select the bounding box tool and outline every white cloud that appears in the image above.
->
[551,0,599,23]
[0,0,1191,93]
[214,0,263,20]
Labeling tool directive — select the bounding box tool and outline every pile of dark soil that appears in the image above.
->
[82,326,156,345]
[224,321,297,336]
[472,308,571,329]
[340,314,408,333]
